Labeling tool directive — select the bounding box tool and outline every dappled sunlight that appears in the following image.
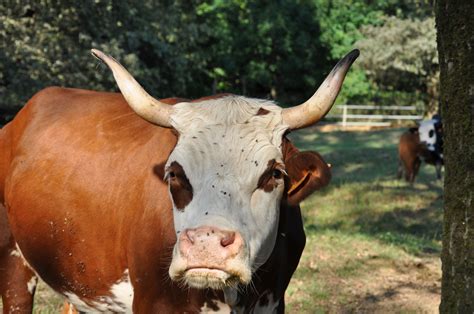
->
[287,127,443,312]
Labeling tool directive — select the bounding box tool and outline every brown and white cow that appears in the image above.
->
[0,49,358,313]
[397,118,443,183]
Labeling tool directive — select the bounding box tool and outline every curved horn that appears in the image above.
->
[91,49,172,128]
[282,49,360,130]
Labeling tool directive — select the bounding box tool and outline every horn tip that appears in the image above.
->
[91,48,105,60]
[345,49,360,64]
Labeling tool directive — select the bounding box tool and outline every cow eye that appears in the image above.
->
[168,171,176,179]
[273,169,283,179]
[429,130,434,137]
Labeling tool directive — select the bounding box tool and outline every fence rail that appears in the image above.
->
[326,104,423,127]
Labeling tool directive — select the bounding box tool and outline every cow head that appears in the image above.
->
[92,49,358,290]
[418,119,440,152]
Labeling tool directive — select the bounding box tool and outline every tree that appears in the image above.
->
[312,0,435,107]
[436,1,474,312]
[199,0,329,105]
[356,16,439,114]
[0,0,443,115]
[312,0,386,105]
[0,0,215,110]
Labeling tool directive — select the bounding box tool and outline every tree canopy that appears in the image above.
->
[0,0,436,114]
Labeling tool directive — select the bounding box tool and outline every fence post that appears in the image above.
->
[342,104,347,128]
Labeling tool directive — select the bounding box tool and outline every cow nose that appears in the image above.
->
[185,228,235,246]
[185,229,196,244]
[220,232,235,247]
[179,226,243,261]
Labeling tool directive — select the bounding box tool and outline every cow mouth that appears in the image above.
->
[182,267,241,290]
[169,257,253,289]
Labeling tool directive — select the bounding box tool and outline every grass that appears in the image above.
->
[1,127,443,313]
[285,126,443,312]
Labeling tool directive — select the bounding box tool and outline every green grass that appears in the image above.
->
[286,127,443,312]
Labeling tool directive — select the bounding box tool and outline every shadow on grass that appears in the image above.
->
[308,182,443,256]
[295,127,444,257]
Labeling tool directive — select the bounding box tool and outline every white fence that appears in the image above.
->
[327,105,423,127]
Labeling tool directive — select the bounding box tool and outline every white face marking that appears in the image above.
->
[167,96,289,283]
[64,269,133,313]
[418,120,437,151]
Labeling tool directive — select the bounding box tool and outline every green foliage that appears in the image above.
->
[0,0,330,110]
[356,17,438,112]
[310,0,386,104]
[333,69,373,105]
[313,0,436,110]
[358,17,438,79]
[0,0,438,114]
[0,0,218,109]
[198,0,329,105]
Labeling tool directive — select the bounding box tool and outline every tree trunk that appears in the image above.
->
[436,1,474,313]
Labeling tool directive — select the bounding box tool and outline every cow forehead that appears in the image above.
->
[419,120,436,131]
[170,95,285,129]
[167,96,288,175]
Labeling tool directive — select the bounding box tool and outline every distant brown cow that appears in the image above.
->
[397,120,443,183]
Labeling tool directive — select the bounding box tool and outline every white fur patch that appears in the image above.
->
[108,270,134,312]
[64,269,133,313]
[10,243,36,270]
[200,300,232,313]
[27,276,38,294]
[10,248,21,257]
[64,292,98,313]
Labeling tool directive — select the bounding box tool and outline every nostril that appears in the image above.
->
[185,230,196,244]
[220,232,235,247]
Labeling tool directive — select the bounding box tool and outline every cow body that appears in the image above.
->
[0,88,323,312]
[397,119,443,183]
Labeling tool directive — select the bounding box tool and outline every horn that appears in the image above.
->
[91,49,172,128]
[282,49,360,130]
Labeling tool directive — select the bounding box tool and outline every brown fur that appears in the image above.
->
[398,130,422,183]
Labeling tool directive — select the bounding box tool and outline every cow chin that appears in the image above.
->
[169,259,252,290]
[183,268,241,290]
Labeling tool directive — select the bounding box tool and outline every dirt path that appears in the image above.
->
[344,256,441,313]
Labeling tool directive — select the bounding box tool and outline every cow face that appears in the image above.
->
[418,120,437,152]
[91,48,358,291]
[166,97,288,289]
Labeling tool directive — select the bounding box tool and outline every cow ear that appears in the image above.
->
[285,151,331,206]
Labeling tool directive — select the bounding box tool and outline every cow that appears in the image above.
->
[0,48,358,313]
[397,117,443,183]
